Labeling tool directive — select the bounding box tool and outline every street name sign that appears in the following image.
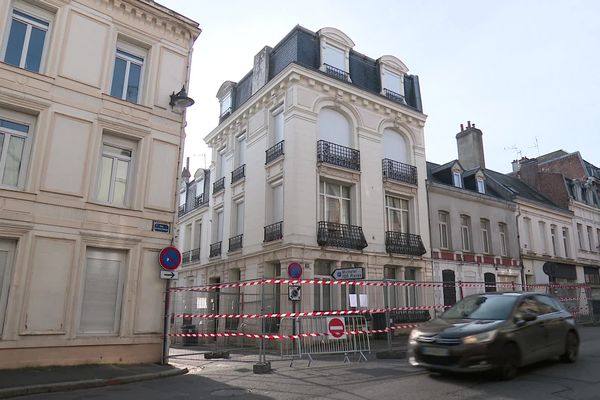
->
[331,267,364,280]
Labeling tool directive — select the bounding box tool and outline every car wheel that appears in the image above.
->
[560,331,578,363]
[498,343,519,380]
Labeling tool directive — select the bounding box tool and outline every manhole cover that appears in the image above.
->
[211,388,251,397]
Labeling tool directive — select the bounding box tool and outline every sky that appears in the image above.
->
[160,0,600,175]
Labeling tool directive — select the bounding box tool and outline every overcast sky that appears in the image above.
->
[160,0,600,175]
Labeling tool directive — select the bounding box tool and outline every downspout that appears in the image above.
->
[515,202,525,290]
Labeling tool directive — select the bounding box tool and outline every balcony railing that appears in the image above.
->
[190,248,200,262]
[194,193,209,208]
[324,63,349,82]
[231,164,246,184]
[382,159,418,185]
[385,232,426,256]
[229,234,243,252]
[264,221,283,242]
[213,177,225,194]
[383,88,406,104]
[266,140,284,164]
[181,250,191,265]
[317,140,360,171]
[317,221,368,250]
[178,205,186,217]
[219,107,232,123]
[209,242,222,258]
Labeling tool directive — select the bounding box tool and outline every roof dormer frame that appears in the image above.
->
[318,27,354,81]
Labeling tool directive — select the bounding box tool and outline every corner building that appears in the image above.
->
[178,26,430,315]
[0,0,200,368]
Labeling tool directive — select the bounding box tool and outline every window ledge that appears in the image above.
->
[0,62,55,83]
[101,93,153,112]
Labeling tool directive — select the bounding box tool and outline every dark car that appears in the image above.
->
[408,292,579,379]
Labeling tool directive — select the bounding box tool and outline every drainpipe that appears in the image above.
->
[515,205,525,291]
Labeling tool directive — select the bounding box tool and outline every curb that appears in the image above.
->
[0,367,188,399]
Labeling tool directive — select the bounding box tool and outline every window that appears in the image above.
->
[404,268,418,307]
[0,240,16,335]
[273,109,284,144]
[522,217,532,250]
[235,135,246,167]
[381,68,404,98]
[484,272,497,293]
[551,225,558,256]
[383,129,408,164]
[584,267,600,285]
[460,215,471,252]
[562,227,570,258]
[183,223,192,252]
[217,147,226,179]
[588,226,594,252]
[178,188,186,208]
[577,223,584,249]
[322,43,345,71]
[270,182,283,223]
[96,136,136,207]
[234,200,244,236]
[452,171,462,188]
[213,209,224,242]
[314,261,332,311]
[110,43,145,103]
[193,220,202,250]
[476,177,485,194]
[480,219,490,254]
[384,266,400,308]
[320,180,351,225]
[79,248,126,334]
[219,92,232,117]
[499,223,508,256]
[318,108,351,147]
[0,113,33,188]
[385,195,409,233]
[438,211,449,249]
[538,221,547,254]
[3,5,51,73]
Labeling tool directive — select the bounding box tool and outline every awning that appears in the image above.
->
[543,262,577,280]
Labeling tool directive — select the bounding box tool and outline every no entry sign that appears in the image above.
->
[327,317,346,339]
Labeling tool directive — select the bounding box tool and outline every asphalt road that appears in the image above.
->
[21,326,600,400]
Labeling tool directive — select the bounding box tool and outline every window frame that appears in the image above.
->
[587,226,594,252]
[452,171,462,188]
[0,109,35,190]
[385,194,409,233]
[438,211,450,249]
[271,106,284,145]
[480,219,491,254]
[219,92,232,116]
[2,2,53,74]
[110,40,147,104]
[319,180,352,225]
[0,239,16,337]
[95,134,137,208]
[460,214,471,252]
[499,222,508,256]
[233,199,244,236]
[476,177,486,194]
[551,225,558,256]
[234,133,246,168]
[562,227,570,258]
[577,223,585,250]
[381,68,404,97]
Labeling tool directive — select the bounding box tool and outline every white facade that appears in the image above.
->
[177,27,430,315]
[0,0,199,368]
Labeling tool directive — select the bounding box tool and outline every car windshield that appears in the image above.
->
[442,294,519,320]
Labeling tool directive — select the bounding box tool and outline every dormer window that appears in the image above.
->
[318,27,354,82]
[476,177,486,194]
[381,68,405,103]
[216,81,236,122]
[452,171,462,188]
[220,92,232,118]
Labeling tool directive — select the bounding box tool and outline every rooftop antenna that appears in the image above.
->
[504,145,523,159]
[528,137,540,156]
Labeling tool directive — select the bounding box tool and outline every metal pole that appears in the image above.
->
[161,279,171,365]
[383,279,392,352]
[260,281,266,364]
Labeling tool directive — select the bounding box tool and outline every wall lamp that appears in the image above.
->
[169,86,195,111]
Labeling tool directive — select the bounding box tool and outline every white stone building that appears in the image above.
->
[177,26,430,317]
[0,0,200,368]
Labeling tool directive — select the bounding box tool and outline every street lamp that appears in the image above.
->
[169,86,195,111]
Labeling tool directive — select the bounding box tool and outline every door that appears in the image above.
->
[442,270,456,306]
[512,296,548,364]
[535,294,568,355]
[0,240,16,336]
[208,277,220,339]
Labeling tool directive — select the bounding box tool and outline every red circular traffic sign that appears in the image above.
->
[328,317,346,339]
[287,262,303,279]
[159,247,181,271]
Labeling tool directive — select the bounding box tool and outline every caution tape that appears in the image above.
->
[173,305,447,320]
[168,324,418,340]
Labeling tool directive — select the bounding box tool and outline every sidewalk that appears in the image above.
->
[0,363,187,399]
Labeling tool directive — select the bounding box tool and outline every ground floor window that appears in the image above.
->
[0,239,16,335]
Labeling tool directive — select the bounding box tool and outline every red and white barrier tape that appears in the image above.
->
[173,305,447,320]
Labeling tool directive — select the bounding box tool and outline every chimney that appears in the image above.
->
[456,121,485,170]
[517,157,538,188]
[511,159,520,172]
[181,157,191,182]
[251,46,272,95]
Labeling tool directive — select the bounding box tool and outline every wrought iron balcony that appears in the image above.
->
[266,140,284,164]
[323,63,349,82]
[190,248,200,262]
[317,221,368,250]
[178,205,186,217]
[219,107,232,123]
[229,234,243,252]
[385,232,426,256]
[194,193,209,209]
[213,177,225,194]
[209,242,222,258]
[264,221,283,242]
[383,88,406,104]
[317,140,360,171]
[382,159,418,185]
[231,164,246,184]
[181,250,191,265]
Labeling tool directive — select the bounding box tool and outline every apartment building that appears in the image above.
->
[177,26,430,315]
[427,123,521,306]
[0,0,200,368]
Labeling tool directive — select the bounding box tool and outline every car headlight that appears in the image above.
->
[463,330,497,344]
[409,329,421,344]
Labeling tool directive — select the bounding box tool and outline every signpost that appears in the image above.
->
[331,267,364,280]
[327,317,346,339]
[160,270,179,280]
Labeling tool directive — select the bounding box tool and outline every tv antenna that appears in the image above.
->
[504,145,522,159]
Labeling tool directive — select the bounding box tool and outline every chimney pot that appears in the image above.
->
[460,124,464,131]
[467,121,471,128]
[472,123,476,128]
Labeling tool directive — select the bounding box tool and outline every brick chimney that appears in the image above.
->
[517,157,538,188]
[456,121,485,170]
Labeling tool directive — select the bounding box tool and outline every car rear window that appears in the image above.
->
[442,294,519,320]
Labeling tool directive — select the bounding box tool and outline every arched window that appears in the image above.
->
[318,108,351,148]
[484,272,497,293]
[383,128,408,164]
